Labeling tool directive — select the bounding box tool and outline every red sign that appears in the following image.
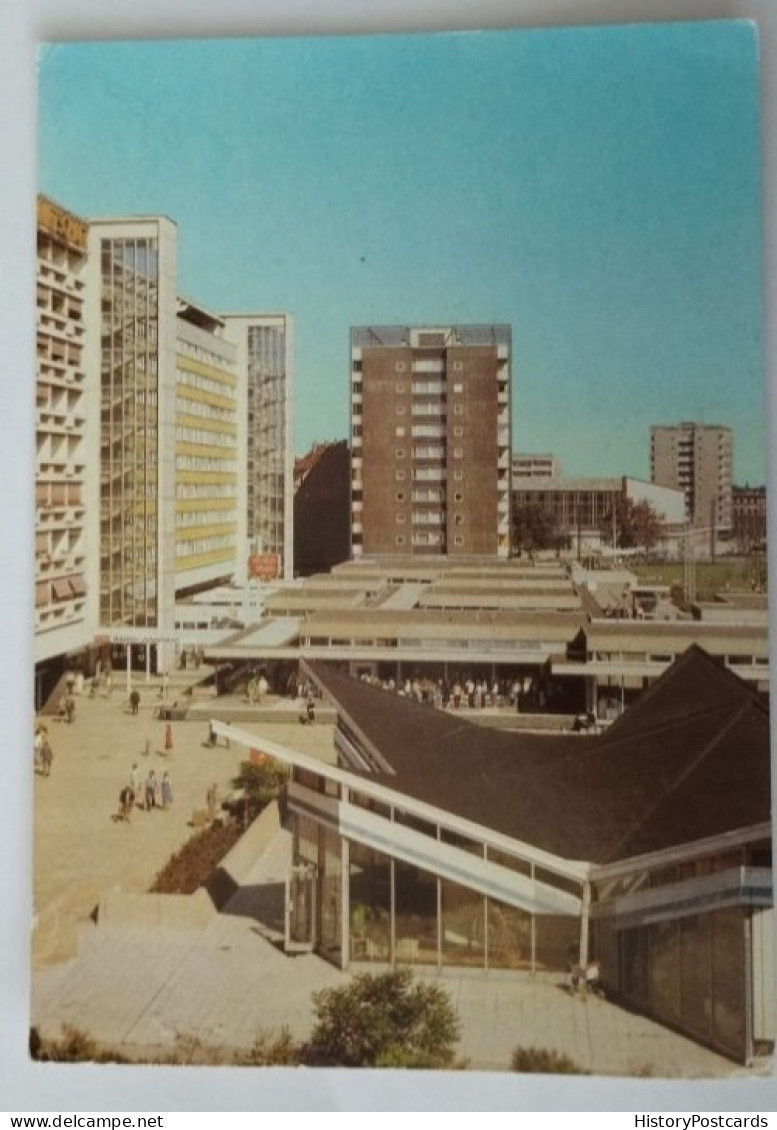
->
[248,553,280,581]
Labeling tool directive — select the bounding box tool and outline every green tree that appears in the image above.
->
[304,968,461,1068]
[512,502,563,553]
[600,496,661,551]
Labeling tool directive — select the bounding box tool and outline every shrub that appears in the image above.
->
[232,758,289,820]
[304,968,460,1069]
[510,1046,589,1074]
[240,1028,302,1067]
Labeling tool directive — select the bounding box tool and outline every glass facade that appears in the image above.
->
[246,322,287,559]
[99,237,160,626]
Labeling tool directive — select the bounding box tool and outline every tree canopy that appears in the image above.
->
[600,496,661,551]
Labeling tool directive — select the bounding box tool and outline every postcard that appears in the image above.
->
[31,20,770,1081]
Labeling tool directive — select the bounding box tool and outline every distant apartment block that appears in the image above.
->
[650,422,733,531]
[350,324,511,558]
[35,197,91,669]
[512,452,561,480]
[223,314,294,580]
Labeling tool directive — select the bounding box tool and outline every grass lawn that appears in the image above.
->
[631,557,767,603]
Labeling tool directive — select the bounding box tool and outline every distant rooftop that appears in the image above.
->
[351,324,511,349]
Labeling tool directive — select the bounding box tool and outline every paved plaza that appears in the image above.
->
[31,672,744,1076]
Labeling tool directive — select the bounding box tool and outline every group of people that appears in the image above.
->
[355,672,558,713]
[179,647,204,671]
[244,673,269,704]
[118,763,173,821]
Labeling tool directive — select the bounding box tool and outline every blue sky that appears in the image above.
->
[38,21,764,482]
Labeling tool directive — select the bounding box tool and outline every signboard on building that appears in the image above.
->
[37,196,88,250]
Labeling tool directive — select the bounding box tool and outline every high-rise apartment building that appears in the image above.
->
[350,325,511,558]
[223,315,294,579]
[650,422,733,531]
[35,197,92,697]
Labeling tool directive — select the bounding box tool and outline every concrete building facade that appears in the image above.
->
[35,197,92,699]
[175,300,241,596]
[512,452,562,481]
[650,422,733,531]
[351,325,511,559]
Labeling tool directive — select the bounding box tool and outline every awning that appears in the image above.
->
[69,575,86,597]
[52,578,72,601]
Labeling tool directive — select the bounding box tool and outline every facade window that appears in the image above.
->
[454,535,464,545]
[454,426,464,436]
[395,426,406,437]
[396,382,405,392]
[454,514,464,525]
[454,404,464,416]
[454,492,464,502]
[395,492,405,502]
[395,535,405,546]
[454,470,463,480]
[453,361,464,372]
[395,448,405,459]
[396,513,406,524]
[394,362,406,373]
[396,405,406,415]
[395,470,406,481]
[453,381,464,393]
[453,447,463,458]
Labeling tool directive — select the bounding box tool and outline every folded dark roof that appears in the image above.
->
[308,646,770,865]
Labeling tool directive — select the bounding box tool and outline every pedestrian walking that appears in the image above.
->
[40,739,53,777]
[64,694,76,724]
[118,786,134,822]
[164,722,174,753]
[129,762,142,804]
[206,782,219,821]
[161,771,173,810]
[208,722,217,748]
[158,672,169,699]
[129,689,140,715]
[145,768,157,810]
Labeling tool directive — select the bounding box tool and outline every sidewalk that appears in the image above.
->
[32,681,334,965]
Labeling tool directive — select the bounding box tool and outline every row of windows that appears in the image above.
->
[175,534,235,557]
[175,425,236,449]
[176,482,236,500]
[178,370,234,399]
[177,508,236,528]
[176,455,237,472]
[393,445,466,460]
[177,395,235,423]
